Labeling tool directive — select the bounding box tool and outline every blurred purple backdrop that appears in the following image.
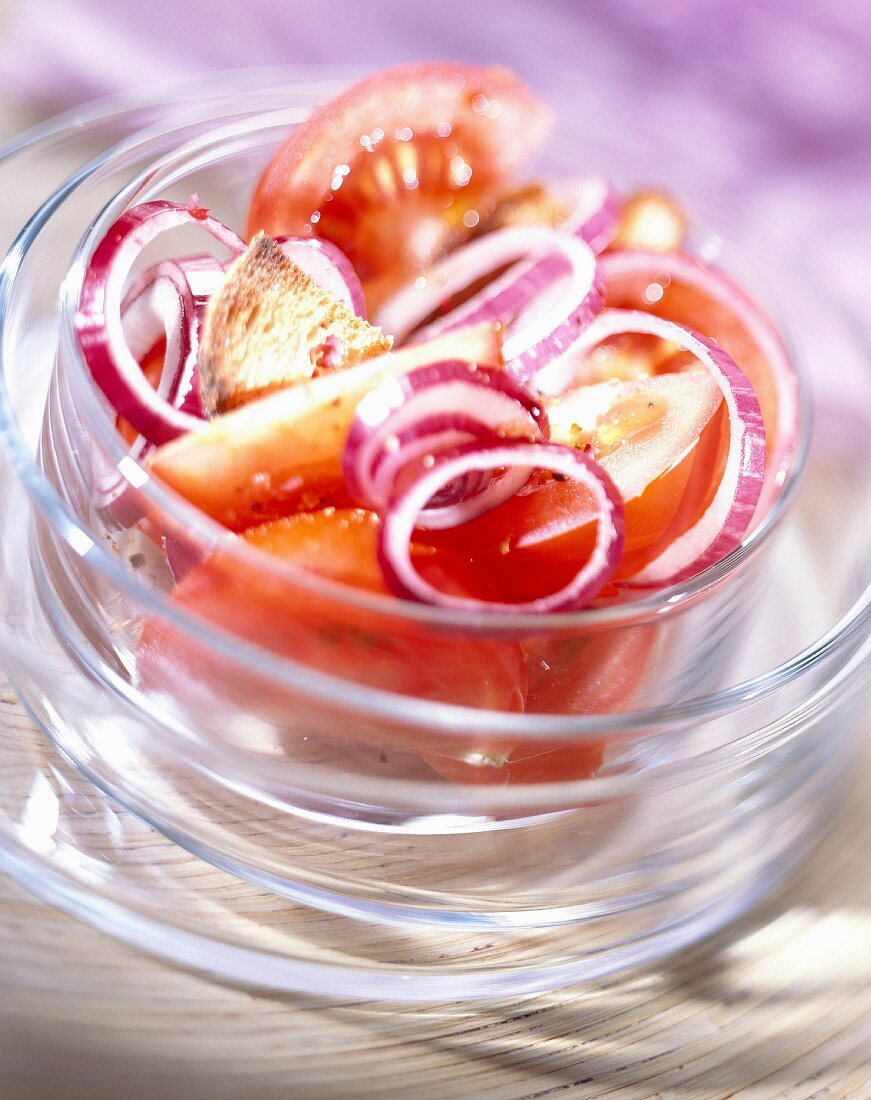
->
[3,0,868,285]
[1,0,869,437]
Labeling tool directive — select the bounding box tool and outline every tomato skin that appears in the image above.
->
[604,250,792,480]
[524,626,656,715]
[149,323,503,532]
[247,62,552,309]
[137,510,526,784]
[506,625,657,783]
[422,398,727,605]
[506,741,605,784]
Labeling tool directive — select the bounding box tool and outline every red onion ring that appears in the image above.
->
[107,232,363,441]
[120,260,200,416]
[379,441,625,613]
[275,236,366,318]
[375,226,602,381]
[173,256,231,420]
[157,255,227,417]
[344,360,549,527]
[565,309,766,585]
[75,200,245,445]
[600,248,799,513]
[562,176,623,253]
[367,414,494,512]
[96,261,203,530]
[175,253,228,301]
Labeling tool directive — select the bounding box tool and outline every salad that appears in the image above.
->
[72,62,799,783]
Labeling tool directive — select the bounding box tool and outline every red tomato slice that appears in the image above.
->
[550,369,729,578]
[247,62,552,310]
[424,370,727,600]
[524,626,656,714]
[429,627,656,785]
[505,741,605,783]
[137,509,526,785]
[507,625,657,782]
[149,322,503,531]
[603,249,798,499]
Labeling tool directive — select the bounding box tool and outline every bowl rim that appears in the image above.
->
[0,70,868,742]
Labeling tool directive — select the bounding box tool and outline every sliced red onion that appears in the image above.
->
[106,232,362,442]
[120,260,200,415]
[344,360,549,528]
[175,253,228,301]
[75,200,245,446]
[275,236,366,318]
[375,226,602,381]
[379,441,625,614]
[174,239,365,316]
[95,261,202,529]
[562,176,623,253]
[600,248,799,512]
[173,255,231,420]
[367,415,494,512]
[565,309,766,585]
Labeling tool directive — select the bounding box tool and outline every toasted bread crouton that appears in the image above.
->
[198,233,392,415]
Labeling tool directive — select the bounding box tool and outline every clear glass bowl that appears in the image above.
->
[0,70,868,1000]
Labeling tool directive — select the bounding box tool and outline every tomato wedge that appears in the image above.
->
[149,322,502,530]
[525,626,656,716]
[248,62,552,310]
[137,509,526,784]
[507,624,657,782]
[424,370,727,599]
[425,625,657,785]
[602,249,798,504]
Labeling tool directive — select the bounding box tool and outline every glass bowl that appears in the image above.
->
[0,70,868,1000]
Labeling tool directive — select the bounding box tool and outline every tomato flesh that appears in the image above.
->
[149,323,503,530]
[423,616,658,785]
[524,627,656,715]
[137,509,526,785]
[604,251,792,482]
[310,133,494,312]
[508,625,657,782]
[425,370,726,599]
[248,62,552,310]
[609,190,686,252]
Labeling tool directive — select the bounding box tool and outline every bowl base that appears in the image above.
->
[0,661,857,1001]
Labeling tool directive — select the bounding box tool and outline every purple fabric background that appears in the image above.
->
[3,0,868,289]
[1,0,869,436]
[5,1,869,165]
